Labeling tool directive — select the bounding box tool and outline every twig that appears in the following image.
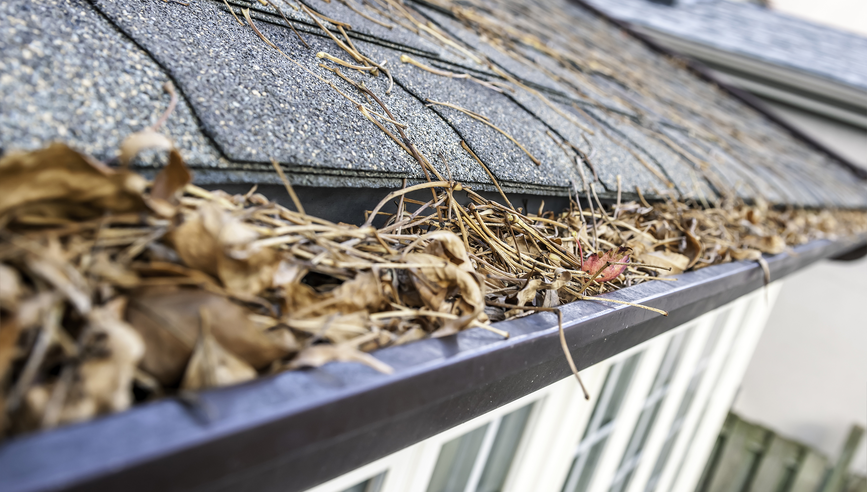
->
[426,99,541,166]
[485,301,589,399]
[270,158,306,214]
[460,140,514,210]
[150,81,178,132]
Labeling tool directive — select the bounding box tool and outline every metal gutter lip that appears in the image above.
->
[0,233,865,492]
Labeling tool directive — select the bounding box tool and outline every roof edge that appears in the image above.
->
[567,0,867,180]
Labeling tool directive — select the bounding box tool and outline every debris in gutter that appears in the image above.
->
[1,136,865,439]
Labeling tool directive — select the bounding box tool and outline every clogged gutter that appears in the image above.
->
[0,137,865,440]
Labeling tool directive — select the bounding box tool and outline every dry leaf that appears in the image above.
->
[172,202,279,296]
[288,344,393,374]
[150,149,192,203]
[27,298,145,428]
[516,278,543,306]
[742,235,785,255]
[505,235,542,258]
[403,252,484,332]
[730,248,762,261]
[582,247,631,283]
[681,225,703,269]
[0,144,147,219]
[181,324,257,391]
[0,263,23,309]
[126,288,296,385]
[118,130,173,167]
[638,250,689,275]
[423,231,476,271]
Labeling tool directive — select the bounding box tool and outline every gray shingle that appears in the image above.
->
[2,0,864,208]
[584,0,867,92]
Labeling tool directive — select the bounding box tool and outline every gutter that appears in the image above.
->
[1,233,864,492]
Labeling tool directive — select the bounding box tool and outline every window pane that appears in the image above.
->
[609,331,690,492]
[644,310,731,492]
[427,403,535,492]
[601,354,642,427]
[563,437,608,492]
[341,472,386,492]
[476,403,535,492]
[427,424,490,492]
[561,352,643,492]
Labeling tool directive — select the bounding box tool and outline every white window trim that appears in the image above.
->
[622,314,718,492]
[670,284,783,492]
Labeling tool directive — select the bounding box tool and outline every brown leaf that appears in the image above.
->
[423,231,476,272]
[181,319,257,391]
[545,269,572,291]
[516,278,543,306]
[0,318,21,390]
[0,144,147,219]
[625,230,656,256]
[402,252,485,333]
[118,130,173,167]
[638,250,689,275]
[504,235,542,258]
[729,248,762,261]
[73,298,144,413]
[287,344,393,374]
[150,149,192,203]
[742,235,785,255]
[29,298,145,428]
[681,224,703,269]
[126,287,296,385]
[0,263,23,309]
[172,202,278,297]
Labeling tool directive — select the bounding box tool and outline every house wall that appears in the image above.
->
[732,256,867,475]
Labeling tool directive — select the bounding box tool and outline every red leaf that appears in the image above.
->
[581,247,631,283]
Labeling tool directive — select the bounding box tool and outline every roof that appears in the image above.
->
[2,0,866,211]
[583,0,867,93]
[2,2,867,491]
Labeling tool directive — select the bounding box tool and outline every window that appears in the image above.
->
[561,352,643,492]
[671,303,752,487]
[608,330,692,492]
[643,310,730,492]
[426,403,535,492]
[340,472,386,492]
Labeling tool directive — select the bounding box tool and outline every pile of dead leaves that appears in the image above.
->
[1,140,866,440]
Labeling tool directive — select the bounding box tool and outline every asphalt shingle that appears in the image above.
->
[2,0,864,207]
